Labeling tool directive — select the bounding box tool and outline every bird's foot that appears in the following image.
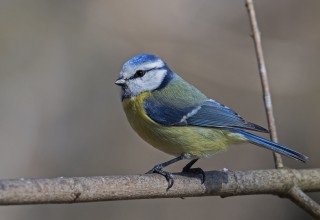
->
[146,165,174,190]
[182,166,206,184]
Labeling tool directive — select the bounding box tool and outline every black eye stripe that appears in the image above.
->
[135,70,145,78]
[129,67,163,80]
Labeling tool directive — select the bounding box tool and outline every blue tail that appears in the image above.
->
[236,130,308,163]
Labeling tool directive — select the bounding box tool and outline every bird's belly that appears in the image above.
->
[122,96,245,157]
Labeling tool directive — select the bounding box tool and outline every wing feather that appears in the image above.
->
[144,98,268,133]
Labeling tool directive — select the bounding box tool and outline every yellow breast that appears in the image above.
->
[122,92,245,157]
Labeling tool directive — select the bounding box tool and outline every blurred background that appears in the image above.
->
[0,0,319,219]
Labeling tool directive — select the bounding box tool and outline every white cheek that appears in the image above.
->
[141,69,167,91]
[127,69,167,96]
[126,81,143,97]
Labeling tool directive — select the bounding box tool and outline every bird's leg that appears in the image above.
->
[146,155,186,190]
[182,159,206,184]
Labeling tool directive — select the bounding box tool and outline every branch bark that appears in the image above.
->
[245,0,283,169]
[0,169,319,205]
[245,0,320,218]
[288,186,320,219]
[0,3,318,220]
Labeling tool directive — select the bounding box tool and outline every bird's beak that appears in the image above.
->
[115,78,126,86]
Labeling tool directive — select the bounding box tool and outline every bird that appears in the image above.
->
[115,54,308,189]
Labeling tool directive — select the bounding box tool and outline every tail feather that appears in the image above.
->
[236,130,308,163]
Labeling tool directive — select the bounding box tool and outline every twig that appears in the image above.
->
[288,186,320,219]
[245,0,283,168]
[245,0,320,218]
[0,169,319,205]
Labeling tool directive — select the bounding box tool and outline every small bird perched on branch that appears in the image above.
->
[115,54,308,189]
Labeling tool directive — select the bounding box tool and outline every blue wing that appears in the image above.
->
[144,98,268,133]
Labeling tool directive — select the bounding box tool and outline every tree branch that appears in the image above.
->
[0,169,319,205]
[245,0,283,169]
[245,0,320,218]
[287,186,320,219]
[0,4,317,220]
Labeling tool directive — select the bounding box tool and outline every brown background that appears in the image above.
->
[0,0,319,219]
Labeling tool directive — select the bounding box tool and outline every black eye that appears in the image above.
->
[135,70,145,78]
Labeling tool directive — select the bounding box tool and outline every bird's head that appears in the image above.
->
[115,54,174,99]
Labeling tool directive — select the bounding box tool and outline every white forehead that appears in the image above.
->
[120,58,165,79]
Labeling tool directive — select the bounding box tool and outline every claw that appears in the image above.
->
[146,168,156,174]
[165,173,174,190]
[146,166,175,190]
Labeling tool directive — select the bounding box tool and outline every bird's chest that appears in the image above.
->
[122,93,158,136]
[121,93,186,155]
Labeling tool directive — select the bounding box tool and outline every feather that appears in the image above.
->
[235,130,308,162]
[144,82,268,132]
[185,100,268,132]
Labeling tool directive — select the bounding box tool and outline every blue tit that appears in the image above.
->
[115,54,308,189]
